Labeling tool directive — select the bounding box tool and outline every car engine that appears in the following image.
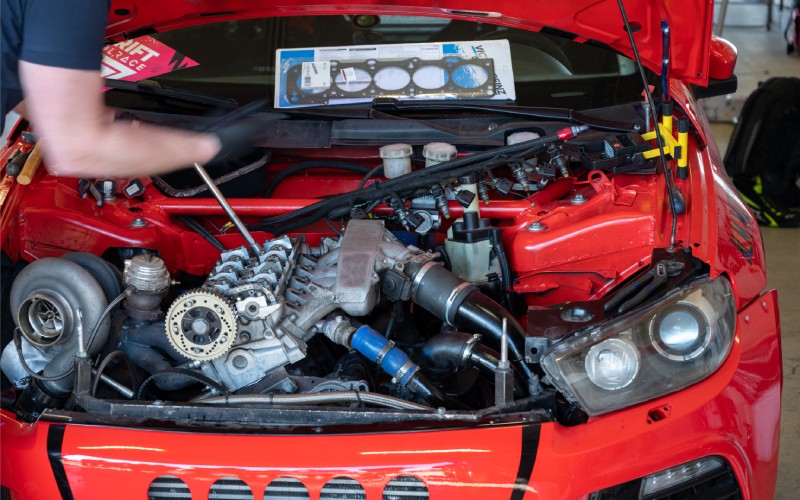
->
[1,119,703,426]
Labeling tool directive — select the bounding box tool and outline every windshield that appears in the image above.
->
[107,15,655,111]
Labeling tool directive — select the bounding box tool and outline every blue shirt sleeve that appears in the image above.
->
[19,0,110,70]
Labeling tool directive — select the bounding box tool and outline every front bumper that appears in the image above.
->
[0,290,781,499]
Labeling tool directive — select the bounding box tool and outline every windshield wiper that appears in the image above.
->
[279,98,640,132]
[104,79,240,110]
[368,98,641,132]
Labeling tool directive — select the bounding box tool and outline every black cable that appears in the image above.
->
[324,217,343,236]
[12,328,73,382]
[137,368,228,400]
[259,135,557,229]
[263,161,373,198]
[616,0,678,248]
[261,144,553,233]
[357,165,384,190]
[178,216,225,251]
[91,350,138,398]
[86,290,130,349]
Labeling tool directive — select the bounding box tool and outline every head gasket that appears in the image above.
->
[285,56,496,105]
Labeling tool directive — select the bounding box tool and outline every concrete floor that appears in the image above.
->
[763,228,800,499]
[705,5,799,498]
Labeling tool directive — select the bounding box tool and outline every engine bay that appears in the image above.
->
[1,115,703,428]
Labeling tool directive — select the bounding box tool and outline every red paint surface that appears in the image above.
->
[708,36,738,80]
[0,17,780,497]
[0,292,781,499]
[103,0,717,86]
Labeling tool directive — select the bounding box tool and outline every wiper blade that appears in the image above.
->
[369,98,640,132]
[104,79,239,110]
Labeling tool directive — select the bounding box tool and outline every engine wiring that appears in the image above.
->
[255,134,566,234]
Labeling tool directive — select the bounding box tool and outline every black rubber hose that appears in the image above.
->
[258,138,555,230]
[178,216,225,251]
[489,228,513,304]
[418,332,524,396]
[408,264,532,392]
[137,368,228,399]
[418,332,484,374]
[454,291,533,383]
[120,323,196,391]
[406,373,473,410]
[275,156,519,232]
[263,161,372,198]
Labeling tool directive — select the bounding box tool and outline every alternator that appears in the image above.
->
[165,289,238,361]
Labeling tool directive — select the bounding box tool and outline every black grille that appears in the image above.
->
[209,476,253,500]
[590,458,742,500]
[148,476,192,500]
[264,477,310,499]
[383,476,429,500]
[319,477,366,500]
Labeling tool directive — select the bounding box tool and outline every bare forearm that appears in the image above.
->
[20,62,222,178]
[44,120,220,178]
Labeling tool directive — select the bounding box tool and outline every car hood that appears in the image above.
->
[106,0,716,86]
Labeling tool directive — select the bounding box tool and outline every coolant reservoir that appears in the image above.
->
[379,143,413,178]
[445,211,500,283]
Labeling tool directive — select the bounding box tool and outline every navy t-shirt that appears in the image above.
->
[1,0,110,131]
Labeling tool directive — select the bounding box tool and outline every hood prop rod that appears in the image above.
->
[616,1,679,250]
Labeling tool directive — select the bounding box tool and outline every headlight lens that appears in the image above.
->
[542,276,735,416]
[585,337,639,390]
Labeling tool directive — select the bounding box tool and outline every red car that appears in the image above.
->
[0,1,782,499]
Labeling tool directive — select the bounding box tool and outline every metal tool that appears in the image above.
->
[17,140,44,185]
[494,317,514,406]
[193,162,261,254]
[5,148,27,177]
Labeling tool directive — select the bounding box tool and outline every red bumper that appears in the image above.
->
[1,290,781,500]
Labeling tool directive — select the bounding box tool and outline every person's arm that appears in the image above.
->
[20,61,221,178]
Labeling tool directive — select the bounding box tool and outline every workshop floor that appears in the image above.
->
[706,4,799,498]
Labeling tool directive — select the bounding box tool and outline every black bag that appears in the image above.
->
[725,77,800,225]
[786,0,799,54]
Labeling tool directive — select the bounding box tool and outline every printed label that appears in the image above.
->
[301,61,331,89]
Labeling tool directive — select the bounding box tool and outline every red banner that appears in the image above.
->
[101,36,198,82]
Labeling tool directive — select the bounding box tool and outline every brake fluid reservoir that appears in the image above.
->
[379,144,413,179]
[423,142,457,167]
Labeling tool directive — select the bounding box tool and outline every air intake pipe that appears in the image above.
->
[418,331,524,397]
[322,322,448,407]
[408,262,534,391]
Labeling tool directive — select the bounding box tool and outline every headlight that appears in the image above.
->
[541,276,735,416]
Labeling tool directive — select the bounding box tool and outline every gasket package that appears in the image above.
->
[275,40,515,108]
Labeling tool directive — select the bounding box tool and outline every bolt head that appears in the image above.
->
[527,221,546,232]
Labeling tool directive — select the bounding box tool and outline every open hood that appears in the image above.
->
[106,0,717,86]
